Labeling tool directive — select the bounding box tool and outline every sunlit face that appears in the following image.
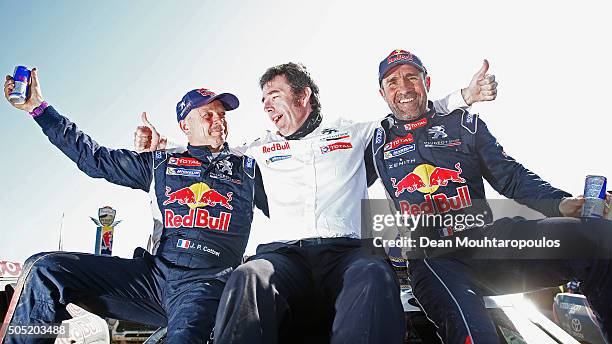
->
[379,64,431,120]
[261,75,310,136]
[180,100,228,149]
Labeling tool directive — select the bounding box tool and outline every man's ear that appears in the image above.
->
[301,87,312,107]
[179,120,189,135]
[379,88,385,98]
[425,76,431,92]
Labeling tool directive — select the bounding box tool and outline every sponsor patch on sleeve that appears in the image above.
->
[461,111,478,134]
[374,128,384,144]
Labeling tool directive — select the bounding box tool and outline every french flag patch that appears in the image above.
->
[438,227,454,237]
[177,239,191,249]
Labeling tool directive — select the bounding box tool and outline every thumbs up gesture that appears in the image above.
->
[134,112,166,152]
[461,59,498,106]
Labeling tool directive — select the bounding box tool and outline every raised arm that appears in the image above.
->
[4,68,153,191]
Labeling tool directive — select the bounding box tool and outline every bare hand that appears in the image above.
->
[134,112,166,152]
[606,192,611,218]
[461,60,498,106]
[4,68,45,113]
[559,196,586,217]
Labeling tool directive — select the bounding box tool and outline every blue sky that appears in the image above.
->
[1,0,610,263]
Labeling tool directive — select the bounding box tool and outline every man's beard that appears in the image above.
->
[392,103,426,120]
[391,92,426,120]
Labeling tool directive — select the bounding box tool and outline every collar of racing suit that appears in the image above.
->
[384,100,436,130]
[187,142,230,162]
[283,109,322,140]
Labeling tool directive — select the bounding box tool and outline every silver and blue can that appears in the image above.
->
[581,175,607,218]
[607,191,612,220]
[8,66,30,105]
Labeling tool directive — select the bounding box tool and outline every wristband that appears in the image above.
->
[30,101,49,117]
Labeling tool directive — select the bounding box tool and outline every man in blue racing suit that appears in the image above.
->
[367,49,612,343]
[2,69,267,344]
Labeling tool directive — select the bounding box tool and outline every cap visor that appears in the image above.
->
[211,93,240,111]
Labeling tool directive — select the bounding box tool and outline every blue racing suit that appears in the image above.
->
[4,106,267,344]
[367,103,612,343]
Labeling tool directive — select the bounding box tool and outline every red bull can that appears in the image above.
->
[8,66,30,104]
[607,191,612,220]
[581,175,607,218]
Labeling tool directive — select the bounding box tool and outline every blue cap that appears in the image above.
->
[378,49,427,85]
[176,88,239,122]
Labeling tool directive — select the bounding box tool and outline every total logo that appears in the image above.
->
[321,142,353,154]
[0,261,22,278]
[262,142,290,154]
[384,133,414,151]
[391,163,472,215]
[169,157,202,167]
[404,117,427,131]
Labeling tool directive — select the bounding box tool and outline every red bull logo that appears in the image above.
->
[165,209,231,231]
[391,172,427,196]
[163,183,233,210]
[196,88,216,97]
[199,189,233,210]
[164,186,197,205]
[387,49,413,64]
[262,142,290,154]
[384,133,414,151]
[390,163,472,214]
[391,163,465,197]
[429,163,466,187]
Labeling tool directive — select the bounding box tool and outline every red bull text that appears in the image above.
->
[262,142,290,154]
[399,186,472,215]
[165,209,231,231]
